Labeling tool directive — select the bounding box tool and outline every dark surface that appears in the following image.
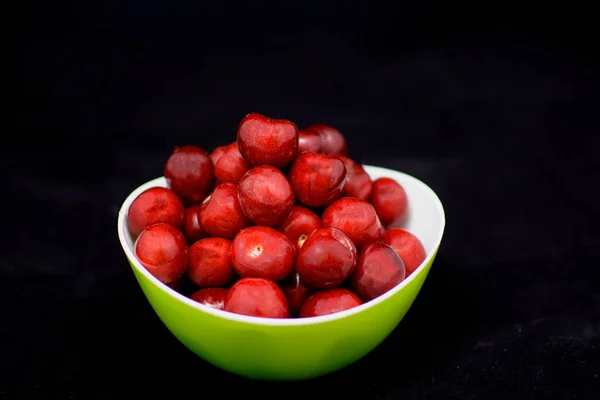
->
[5,1,600,398]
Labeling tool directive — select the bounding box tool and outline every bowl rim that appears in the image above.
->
[117,165,446,326]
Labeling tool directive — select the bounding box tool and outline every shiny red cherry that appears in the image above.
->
[209,145,228,166]
[237,112,298,168]
[336,155,373,201]
[297,129,322,154]
[188,238,235,287]
[369,177,408,227]
[277,205,322,251]
[224,278,289,318]
[231,226,296,282]
[164,145,214,204]
[214,141,252,184]
[288,152,347,208]
[134,223,188,285]
[199,183,250,239]
[305,124,347,155]
[321,197,383,248]
[382,228,426,277]
[299,288,362,318]
[237,165,295,226]
[127,187,184,237]
[351,241,406,302]
[182,204,208,244]
[190,288,229,310]
[296,227,357,289]
[279,272,312,315]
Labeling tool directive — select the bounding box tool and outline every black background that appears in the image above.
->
[5,0,600,398]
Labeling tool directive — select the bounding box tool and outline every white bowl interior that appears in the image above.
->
[117,165,446,326]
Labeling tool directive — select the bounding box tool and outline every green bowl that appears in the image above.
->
[117,165,446,381]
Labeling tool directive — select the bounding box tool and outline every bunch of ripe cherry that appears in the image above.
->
[127,113,426,319]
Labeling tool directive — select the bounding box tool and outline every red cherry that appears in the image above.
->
[214,142,252,184]
[321,197,383,248]
[296,227,357,289]
[237,165,295,226]
[190,288,229,310]
[279,272,312,315]
[164,145,214,204]
[351,241,405,302]
[224,278,289,318]
[182,204,208,244]
[305,124,347,156]
[237,113,298,168]
[127,187,184,237]
[297,129,322,154]
[199,183,250,239]
[336,155,373,201]
[134,223,188,285]
[299,288,362,318]
[277,205,322,251]
[369,177,408,227]
[188,238,235,287]
[208,146,227,166]
[288,152,347,208]
[382,228,426,277]
[231,226,296,282]
[209,145,228,166]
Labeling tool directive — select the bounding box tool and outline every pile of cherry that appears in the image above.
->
[127,113,426,319]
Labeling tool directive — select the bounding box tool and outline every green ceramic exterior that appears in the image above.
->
[127,251,437,380]
[118,165,445,381]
